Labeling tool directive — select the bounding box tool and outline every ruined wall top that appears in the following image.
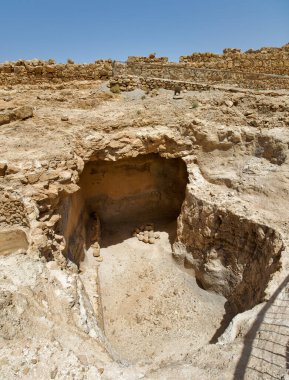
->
[1,44,289,86]
[179,43,289,75]
[127,56,168,63]
[0,59,113,85]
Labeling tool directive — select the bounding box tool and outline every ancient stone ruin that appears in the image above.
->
[1,44,289,379]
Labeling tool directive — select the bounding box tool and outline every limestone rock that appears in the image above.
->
[12,106,33,120]
[92,242,100,257]
[224,100,234,107]
[0,112,10,126]
[0,161,7,176]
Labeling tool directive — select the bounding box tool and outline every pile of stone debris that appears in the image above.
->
[132,223,160,244]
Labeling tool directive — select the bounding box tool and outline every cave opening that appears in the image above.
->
[57,153,189,266]
[82,154,188,226]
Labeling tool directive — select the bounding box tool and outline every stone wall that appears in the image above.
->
[112,44,289,90]
[0,59,113,85]
[127,56,168,63]
[109,72,289,92]
[1,44,289,89]
[113,64,289,91]
[180,44,289,75]
[109,75,212,92]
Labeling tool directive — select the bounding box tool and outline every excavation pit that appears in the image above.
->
[56,154,229,362]
[55,153,284,364]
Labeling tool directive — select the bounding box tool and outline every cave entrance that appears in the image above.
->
[81,153,188,231]
[58,153,188,265]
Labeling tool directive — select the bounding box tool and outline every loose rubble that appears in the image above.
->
[132,223,161,244]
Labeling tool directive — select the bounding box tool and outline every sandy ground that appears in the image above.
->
[98,221,227,366]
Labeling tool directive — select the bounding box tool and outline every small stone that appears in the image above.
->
[61,115,69,121]
[59,170,71,183]
[249,120,258,127]
[143,236,149,244]
[23,368,30,375]
[93,249,100,258]
[150,89,159,97]
[148,237,155,244]
[154,233,160,239]
[31,358,38,364]
[224,100,233,107]
[256,226,265,240]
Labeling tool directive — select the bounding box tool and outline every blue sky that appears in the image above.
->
[0,0,288,63]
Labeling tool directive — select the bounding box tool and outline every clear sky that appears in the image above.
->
[1,0,288,63]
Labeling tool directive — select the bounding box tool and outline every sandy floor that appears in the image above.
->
[97,221,227,366]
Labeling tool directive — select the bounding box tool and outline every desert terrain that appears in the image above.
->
[1,51,289,379]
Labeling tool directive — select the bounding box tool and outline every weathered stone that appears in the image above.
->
[225,100,234,107]
[12,106,33,120]
[0,112,10,126]
[0,161,7,176]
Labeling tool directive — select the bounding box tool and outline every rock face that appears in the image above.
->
[78,155,187,225]
[1,53,289,379]
[0,106,33,125]
[175,193,283,313]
